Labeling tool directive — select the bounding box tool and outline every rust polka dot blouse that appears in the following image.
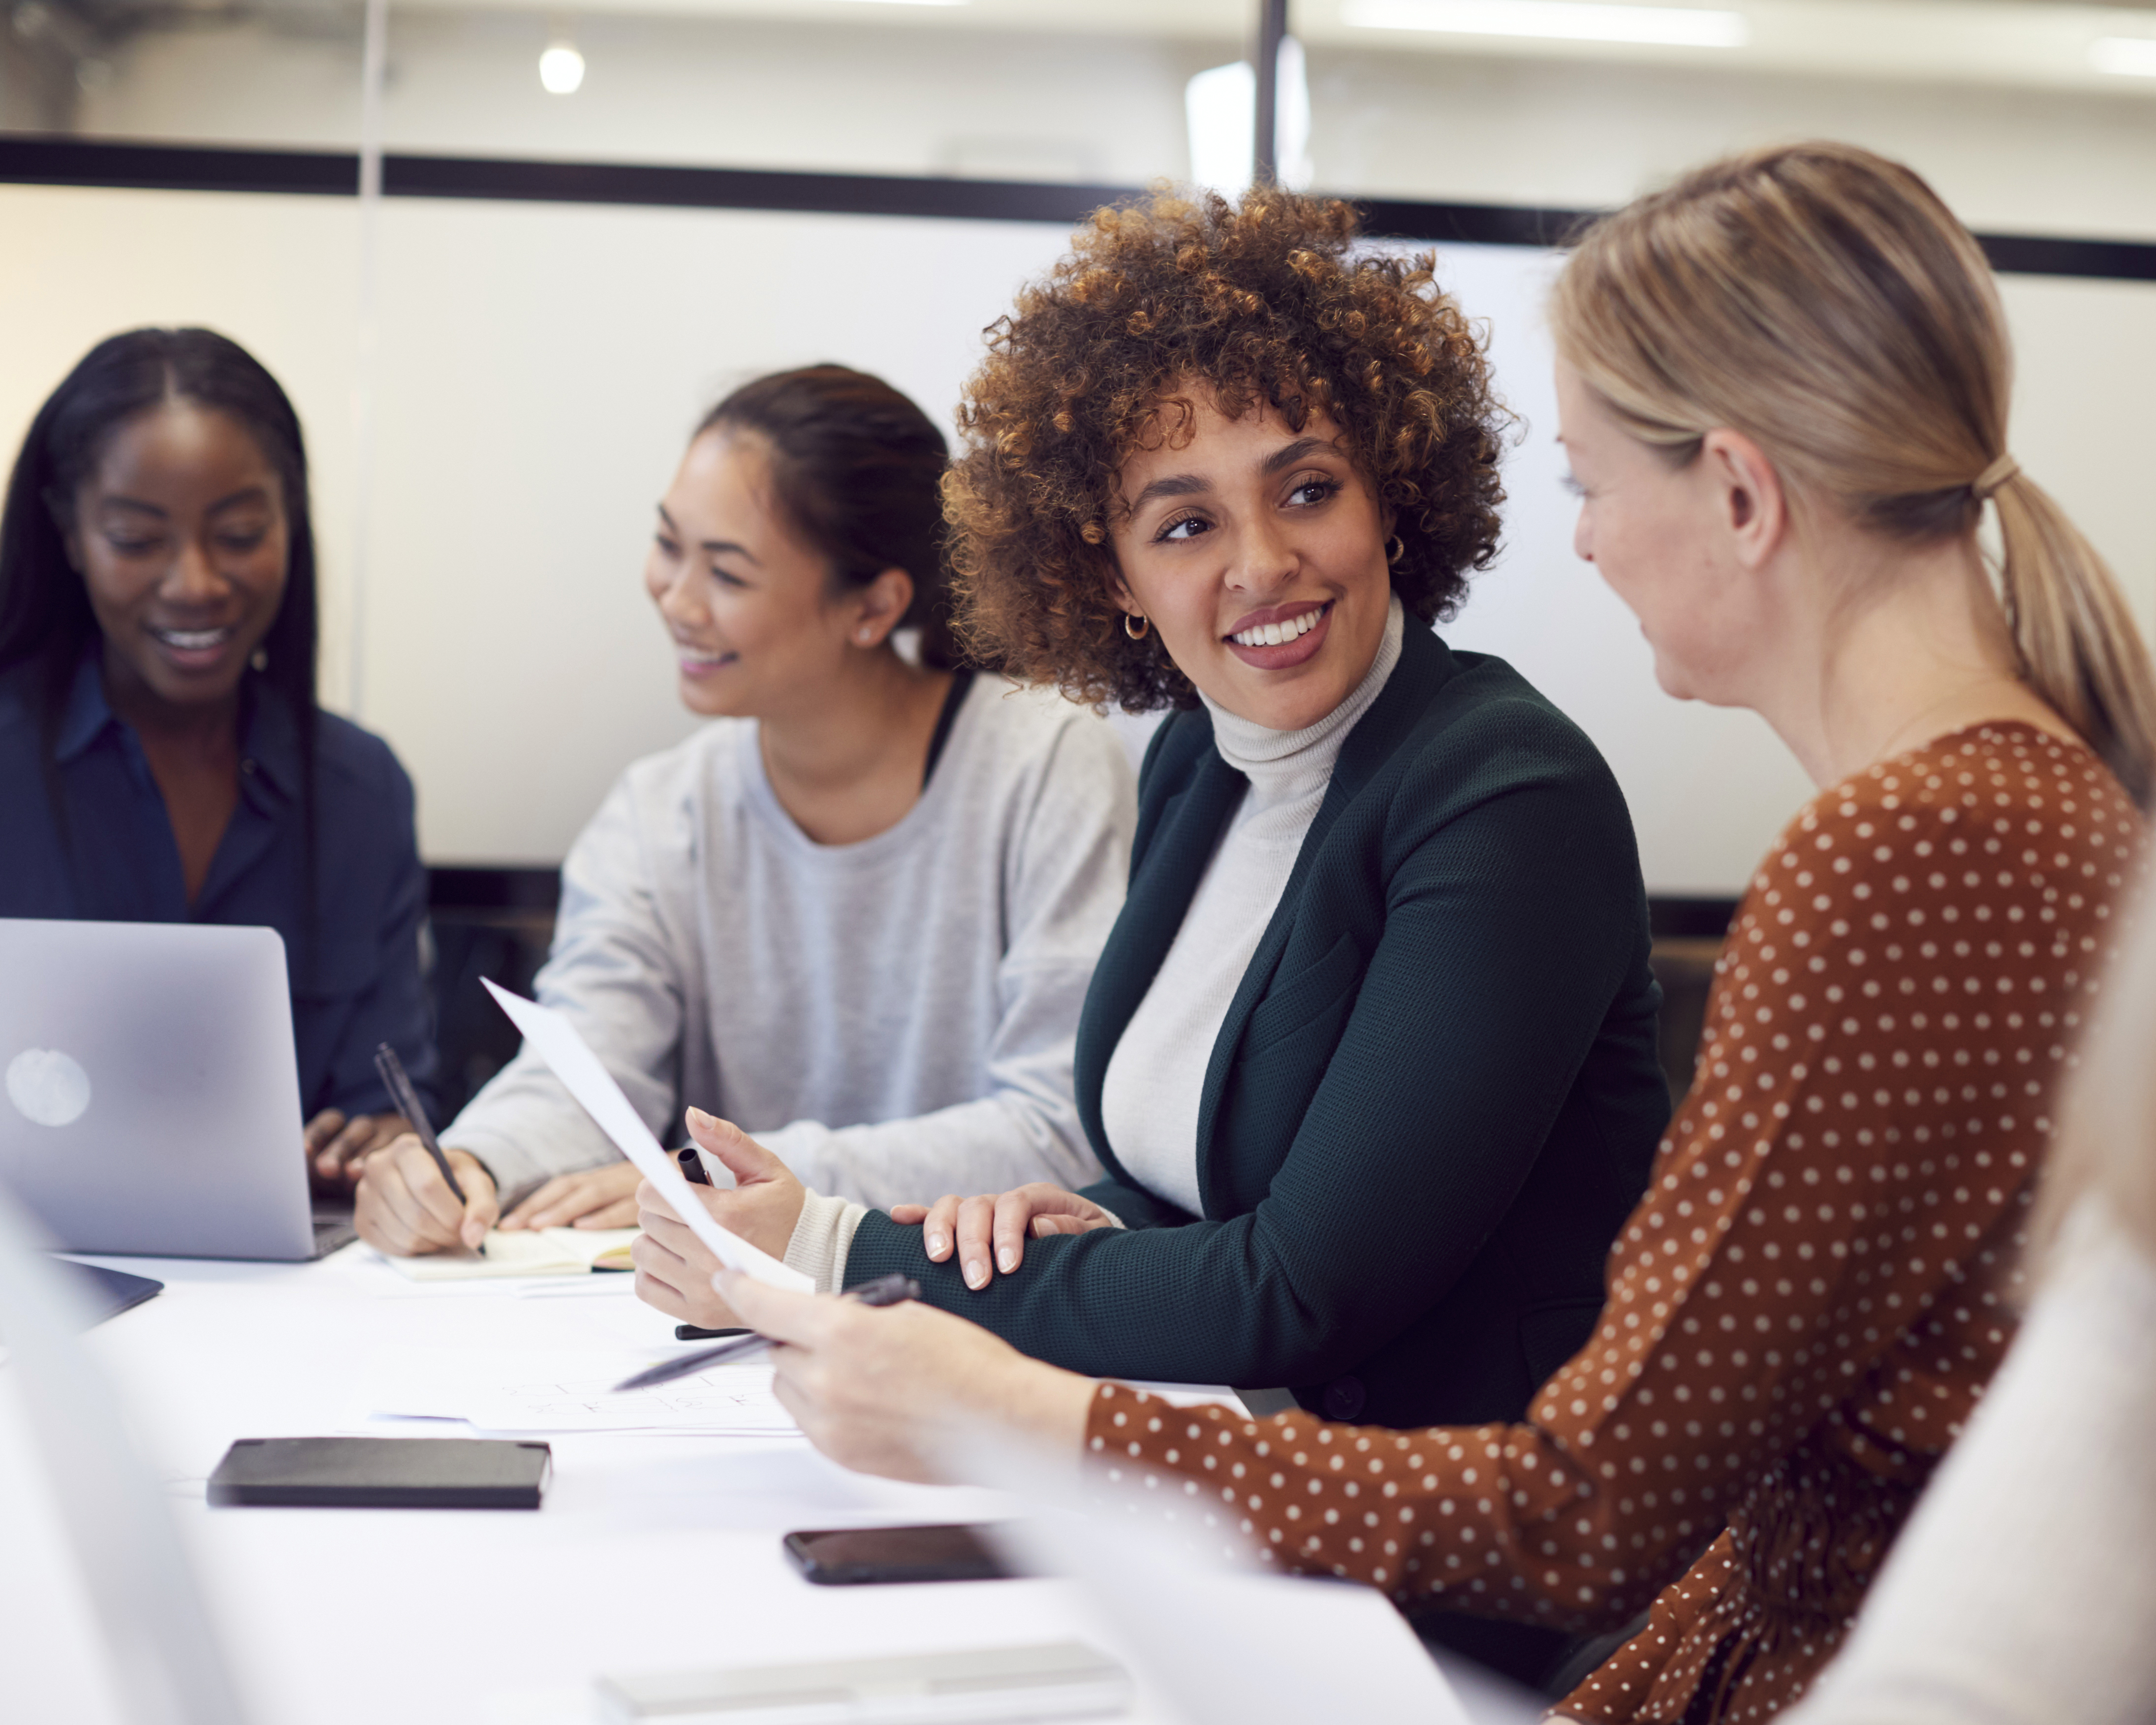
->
[1084,724,2144,1723]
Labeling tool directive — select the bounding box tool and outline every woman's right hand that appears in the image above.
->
[497,1161,642,1231]
[888,1184,1115,1289]
[354,1139,498,1255]
[718,1269,1097,1483]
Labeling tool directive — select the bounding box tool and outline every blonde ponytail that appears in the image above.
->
[1551,142,2156,809]
[1991,471,2156,807]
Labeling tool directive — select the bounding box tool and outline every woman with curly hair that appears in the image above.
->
[707,145,2154,1723]
[632,188,1669,1677]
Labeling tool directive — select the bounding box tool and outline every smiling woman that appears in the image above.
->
[637,189,1672,1690]
[0,328,436,1187]
[707,147,2153,1725]
[353,365,1136,1260]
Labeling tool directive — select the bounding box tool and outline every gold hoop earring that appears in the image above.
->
[1387,535,1406,566]
[1124,613,1150,641]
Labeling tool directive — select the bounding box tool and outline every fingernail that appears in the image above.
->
[998,1248,1016,1273]
[687,1106,716,1129]
[965,1259,986,1288]
[927,1233,946,1257]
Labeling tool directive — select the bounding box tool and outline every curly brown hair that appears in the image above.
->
[945,186,1508,711]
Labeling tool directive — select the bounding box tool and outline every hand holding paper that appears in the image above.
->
[481,980,812,1293]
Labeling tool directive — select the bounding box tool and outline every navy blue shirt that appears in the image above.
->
[0,655,437,1118]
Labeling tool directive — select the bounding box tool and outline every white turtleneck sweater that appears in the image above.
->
[1099,594,1406,1217]
[788,595,1406,1292]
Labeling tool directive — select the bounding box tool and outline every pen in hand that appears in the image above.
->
[611,1273,922,1393]
[372,1042,463,1204]
[668,1148,746,1340]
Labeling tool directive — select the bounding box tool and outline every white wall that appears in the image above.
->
[6,181,2149,890]
[1423,245,2156,894]
[354,196,1092,861]
[1308,48,2156,244]
[0,186,367,704]
[51,12,2156,246]
[72,14,1211,187]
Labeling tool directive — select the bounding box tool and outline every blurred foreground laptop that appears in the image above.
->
[0,917,354,1261]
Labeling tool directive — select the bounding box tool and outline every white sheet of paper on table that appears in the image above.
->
[372,1347,798,1434]
[481,979,812,1293]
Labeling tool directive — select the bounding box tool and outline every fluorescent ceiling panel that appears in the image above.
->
[2091,35,2156,76]
[1343,0,1750,48]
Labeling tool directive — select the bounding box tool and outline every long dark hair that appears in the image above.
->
[700,365,967,670]
[0,328,322,910]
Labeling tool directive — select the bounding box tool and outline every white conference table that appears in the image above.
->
[0,1242,1485,1725]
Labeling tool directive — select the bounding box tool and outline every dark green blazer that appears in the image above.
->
[847,622,1669,1430]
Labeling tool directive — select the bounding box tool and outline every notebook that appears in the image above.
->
[380,1226,639,1281]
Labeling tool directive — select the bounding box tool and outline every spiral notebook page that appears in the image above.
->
[482,980,811,1293]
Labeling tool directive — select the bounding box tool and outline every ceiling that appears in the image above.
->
[396,0,2156,96]
[28,0,2156,99]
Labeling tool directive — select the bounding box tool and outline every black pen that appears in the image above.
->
[669,1149,735,1338]
[372,1042,462,1201]
[612,1272,922,1392]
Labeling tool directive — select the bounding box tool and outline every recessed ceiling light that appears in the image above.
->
[539,42,585,94]
[2091,36,2156,78]
[1343,0,1748,49]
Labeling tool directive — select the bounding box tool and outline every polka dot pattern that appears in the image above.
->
[1082,726,2145,1724]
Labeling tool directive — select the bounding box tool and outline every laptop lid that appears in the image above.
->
[0,918,314,1260]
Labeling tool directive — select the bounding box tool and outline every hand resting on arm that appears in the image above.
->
[889,1185,1118,1289]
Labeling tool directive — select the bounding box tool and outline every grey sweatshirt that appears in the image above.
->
[444,676,1136,1212]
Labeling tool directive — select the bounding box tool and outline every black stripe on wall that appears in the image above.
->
[424,861,1742,941]
[4,134,2155,282]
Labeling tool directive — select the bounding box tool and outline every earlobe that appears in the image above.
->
[1106,570,1142,621]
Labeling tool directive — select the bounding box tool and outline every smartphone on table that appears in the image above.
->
[782,1522,1013,1585]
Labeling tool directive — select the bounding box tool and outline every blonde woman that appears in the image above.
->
[1781,885,2156,1725]
[699,144,2156,1723]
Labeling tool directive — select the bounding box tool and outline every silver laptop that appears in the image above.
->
[0,917,349,1261]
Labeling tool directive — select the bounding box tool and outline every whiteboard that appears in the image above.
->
[2,182,2149,890]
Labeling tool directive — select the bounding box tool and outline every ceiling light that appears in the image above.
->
[1186,60,1255,196]
[1343,0,1749,48]
[1185,35,1313,198]
[2091,36,2156,77]
[538,41,584,94]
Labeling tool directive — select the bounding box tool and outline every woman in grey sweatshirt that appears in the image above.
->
[353,366,1135,1257]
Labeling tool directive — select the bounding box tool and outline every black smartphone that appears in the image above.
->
[781,1523,1013,1586]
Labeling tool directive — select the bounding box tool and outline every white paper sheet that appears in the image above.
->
[482,980,812,1292]
[372,1347,798,1435]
